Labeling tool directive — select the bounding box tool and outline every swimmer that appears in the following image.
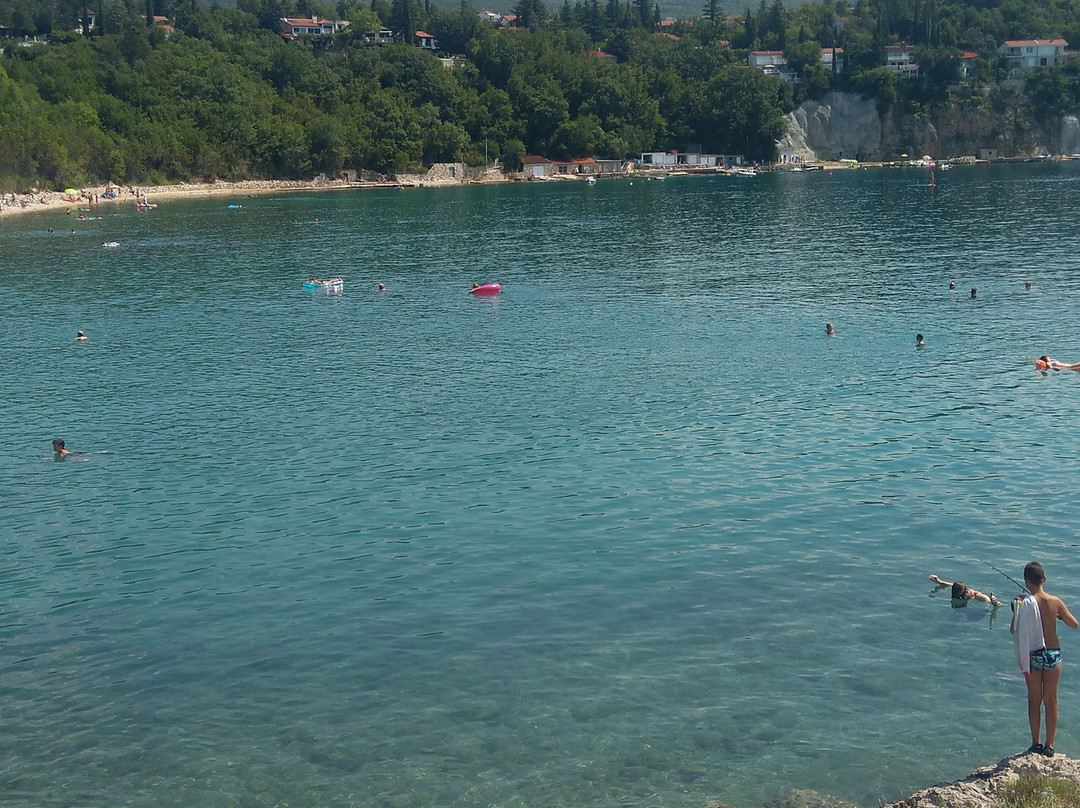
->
[378,283,386,291]
[52,438,72,458]
[825,322,835,336]
[76,330,87,341]
[929,574,1001,607]
[1037,355,1080,371]
[971,288,977,299]
[916,333,925,347]
[949,281,956,290]
[1026,281,1033,290]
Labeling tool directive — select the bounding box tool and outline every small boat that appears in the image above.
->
[102,241,120,248]
[735,168,758,177]
[304,277,344,289]
[470,283,501,295]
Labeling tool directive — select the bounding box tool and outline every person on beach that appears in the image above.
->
[929,574,1001,607]
[1011,561,1078,757]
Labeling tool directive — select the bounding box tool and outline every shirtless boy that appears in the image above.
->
[1011,561,1078,757]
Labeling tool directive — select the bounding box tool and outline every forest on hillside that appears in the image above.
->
[0,0,1079,189]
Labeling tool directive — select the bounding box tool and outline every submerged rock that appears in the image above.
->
[763,787,861,808]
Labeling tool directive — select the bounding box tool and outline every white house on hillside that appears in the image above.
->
[997,39,1069,76]
[821,47,844,73]
[884,43,918,78]
[280,17,348,36]
[749,50,799,82]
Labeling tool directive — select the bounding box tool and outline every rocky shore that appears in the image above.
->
[705,752,1080,808]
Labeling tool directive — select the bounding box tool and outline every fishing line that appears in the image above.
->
[979,559,1027,592]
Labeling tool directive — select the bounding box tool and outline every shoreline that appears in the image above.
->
[0,176,494,220]
[2,156,1071,220]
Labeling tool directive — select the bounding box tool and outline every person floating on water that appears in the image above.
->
[916,333,925,347]
[825,322,835,336]
[378,283,386,291]
[76,330,87,341]
[929,574,1001,607]
[1036,356,1080,371]
[1011,561,1078,758]
[52,438,72,458]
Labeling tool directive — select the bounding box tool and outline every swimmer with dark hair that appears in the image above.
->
[76,330,87,341]
[825,322,835,336]
[52,439,72,458]
[1037,356,1080,370]
[930,573,1001,607]
[916,333,925,347]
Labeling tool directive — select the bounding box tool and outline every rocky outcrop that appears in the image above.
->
[782,91,1074,160]
[703,752,1080,808]
[1061,116,1080,155]
[886,751,1080,808]
[780,91,881,162]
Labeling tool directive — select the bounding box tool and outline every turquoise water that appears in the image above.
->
[4,164,1080,808]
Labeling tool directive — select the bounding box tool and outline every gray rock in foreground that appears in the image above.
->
[885,751,1080,808]
[706,753,1080,808]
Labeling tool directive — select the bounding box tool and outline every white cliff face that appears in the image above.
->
[780,92,881,162]
[1061,115,1080,155]
[780,90,1080,161]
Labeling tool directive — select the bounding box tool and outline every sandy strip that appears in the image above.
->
[0,177,473,219]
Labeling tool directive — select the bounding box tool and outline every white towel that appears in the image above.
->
[1013,594,1045,675]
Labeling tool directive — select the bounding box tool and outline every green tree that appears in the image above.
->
[501,137,525,170]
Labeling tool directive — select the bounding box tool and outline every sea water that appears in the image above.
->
[3,163,1080,808]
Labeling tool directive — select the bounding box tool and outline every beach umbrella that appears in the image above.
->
[64,188,78,196]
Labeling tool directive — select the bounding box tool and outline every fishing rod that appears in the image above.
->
[980,559,1027,592]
